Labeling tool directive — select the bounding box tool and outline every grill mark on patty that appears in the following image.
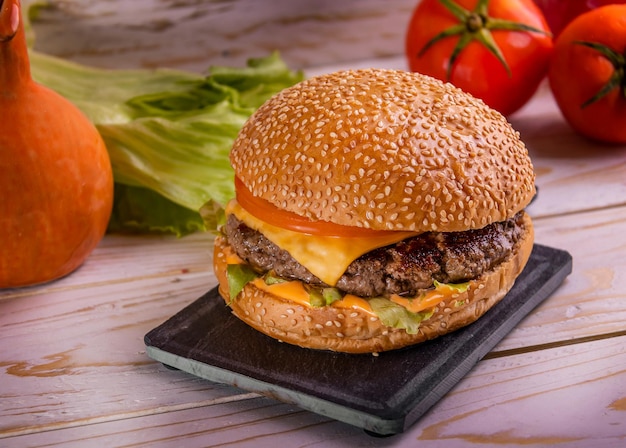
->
[223,212,526,298]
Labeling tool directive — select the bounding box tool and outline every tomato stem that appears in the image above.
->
[574,40,626,108]
[418,0,551,81]
[466,13,486,32]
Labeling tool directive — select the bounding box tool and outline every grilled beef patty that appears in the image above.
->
[223,212,527,298]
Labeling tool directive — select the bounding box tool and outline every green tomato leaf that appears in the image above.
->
[418,0,550,80]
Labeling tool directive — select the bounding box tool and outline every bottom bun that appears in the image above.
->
[213,212,534,354]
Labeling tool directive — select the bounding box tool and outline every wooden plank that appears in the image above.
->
[414,335,626,447]
[5,335,624,447]
[28,0,417,72]
[511,84,626,219]
[0,274,238,436]
[0,232,214,301]
[494,205,626,352]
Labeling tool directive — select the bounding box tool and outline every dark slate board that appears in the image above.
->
[144,244,572,436]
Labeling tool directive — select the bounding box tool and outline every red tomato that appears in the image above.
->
[548,5,626,143]
[405,0,554,116]
[234,177,398,237]
[533,0,626,36]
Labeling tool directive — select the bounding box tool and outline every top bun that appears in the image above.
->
[230,68,535,232]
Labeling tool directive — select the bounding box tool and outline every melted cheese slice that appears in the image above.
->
[251,278,375,314]
[252,278,310,306]
[390,292,446,313]
[252,277,461,315]
[226,200,418,286]
[333,294,374,314]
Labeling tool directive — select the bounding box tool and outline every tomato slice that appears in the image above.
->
[234,177,398,237]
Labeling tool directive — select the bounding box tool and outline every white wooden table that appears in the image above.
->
[2,1,626,446]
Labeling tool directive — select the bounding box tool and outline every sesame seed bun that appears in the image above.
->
[230,68,536,232]
[213,212,534,354]
[218,68,537,353]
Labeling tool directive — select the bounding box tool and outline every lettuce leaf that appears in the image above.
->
[226,264,258,302]
[107,184,206,237]
[433,279,470,293]
[29,38,303,235]
[369,298,434,334]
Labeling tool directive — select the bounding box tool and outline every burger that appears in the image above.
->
[212,68,535,354]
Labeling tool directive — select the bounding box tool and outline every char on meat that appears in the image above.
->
[223,212,527,298]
